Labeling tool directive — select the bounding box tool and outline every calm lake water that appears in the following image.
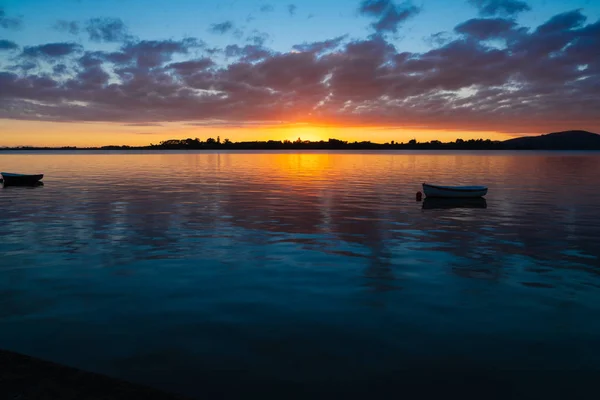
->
[1,151,600,398]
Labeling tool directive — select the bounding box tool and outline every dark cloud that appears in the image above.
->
[247,31,270,46]
[1,10,599,134]
[86,17,129,42]
[225,44,272,62]
[209,21,234,34]
[288,4,297,16]
[54,20,80,35]
[292,35,348,54]
[233,29,244,39]
[536,9,586,34]
[358,0,420,33]
[167,59,214,74]
[107,38,201,69]
[455,18,517,40]
[425,32,453,47]
[79,51,106,68]
[22,43,83,58]
[259,4,274,13]
[53,64,68,75]
[0,39,19,51]
[0,7,23,30]
[68,65,111,90]
[468,0,531,17]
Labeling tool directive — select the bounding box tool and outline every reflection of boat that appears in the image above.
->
[422,197,487,209]
[422,183,487,198]
[1,172,44,186]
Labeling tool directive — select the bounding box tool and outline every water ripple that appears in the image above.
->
[1,151,600,397]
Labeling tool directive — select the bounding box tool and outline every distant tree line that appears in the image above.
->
[0,138,505,151]
[133,137,504,150]
[3,130,597,151]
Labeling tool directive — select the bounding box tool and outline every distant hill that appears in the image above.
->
[503,130,600,150]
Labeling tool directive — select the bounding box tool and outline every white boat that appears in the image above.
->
[422,183,487,198]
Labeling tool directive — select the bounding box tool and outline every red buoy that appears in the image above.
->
[416,191,423,201]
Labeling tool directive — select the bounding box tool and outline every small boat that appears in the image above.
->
[1,172,44,186]
[422,183,487,198]
[422,197,487,210]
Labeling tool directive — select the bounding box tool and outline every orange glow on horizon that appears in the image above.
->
[0,118,531,148]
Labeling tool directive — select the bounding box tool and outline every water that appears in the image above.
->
[1,151,599,398]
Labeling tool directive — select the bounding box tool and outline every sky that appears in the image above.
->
[0,0,599,146]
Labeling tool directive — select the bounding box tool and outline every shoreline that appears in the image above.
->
[0,349,186,400]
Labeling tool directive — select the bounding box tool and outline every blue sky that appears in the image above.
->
[1,0,599,145]
[3,0,598,52]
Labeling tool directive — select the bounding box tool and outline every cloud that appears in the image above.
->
[225,44,272,62]
[209,21,234,34]
[259,4,274,13]
[53,64,68,75]
[536,9,586,34]
[167,58,214,74]
[468,0,531,17]
[124,123,164,127]
[455,18,517,40]
[0,39,19,51]
[0,10,599,134]
[358,0,420,33]
[247,31,270,46]
[0,7,23,30]
[86,17,130,42]
[288,4,297,16]
[22,43,83,59]
[292,35,348,54]
[107,38,202,69]
[54,20,80,35]
[425,32,453,47]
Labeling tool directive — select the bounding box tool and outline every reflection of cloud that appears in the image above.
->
[2,153,599,293]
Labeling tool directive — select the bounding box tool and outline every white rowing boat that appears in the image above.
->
[422,183,487,198]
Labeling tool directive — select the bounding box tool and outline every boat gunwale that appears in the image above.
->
[1,172,44,178]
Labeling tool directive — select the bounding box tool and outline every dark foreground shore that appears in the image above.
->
[0,350,185,400]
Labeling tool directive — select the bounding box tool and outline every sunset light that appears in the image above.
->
[1,1,600,398]
[1,0,599,146]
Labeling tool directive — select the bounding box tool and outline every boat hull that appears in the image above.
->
[422,183,487,198]
[1,173,44,186]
